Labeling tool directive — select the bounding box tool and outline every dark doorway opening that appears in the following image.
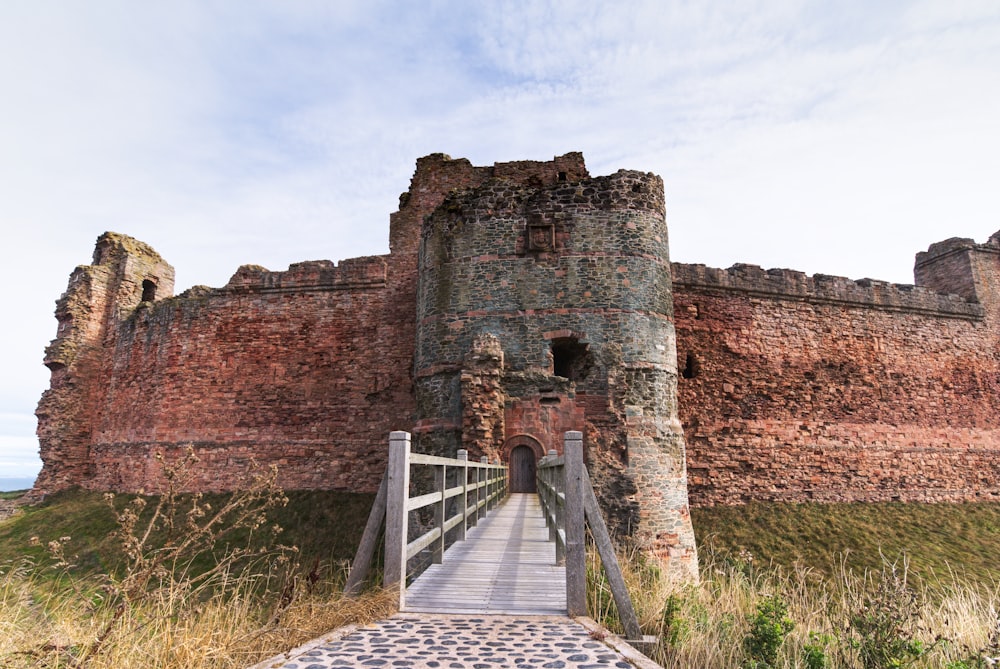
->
[551,337,592,381]
[509,445,537,493]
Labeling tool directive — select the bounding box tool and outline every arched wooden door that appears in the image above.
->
[509,445,537,493]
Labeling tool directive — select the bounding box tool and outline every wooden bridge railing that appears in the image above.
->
[345,431,508,609]
[537,431,647,643]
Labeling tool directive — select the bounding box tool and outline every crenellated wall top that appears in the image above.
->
[672,262,984,319]
[221,255,388,293]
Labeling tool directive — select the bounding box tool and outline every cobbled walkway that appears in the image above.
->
[251,613,661,669]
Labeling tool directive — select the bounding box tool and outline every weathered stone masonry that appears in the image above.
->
[39,245,406,495]
[414,167,696,576]
[675,235,1000,505]
[33,152,1000,579]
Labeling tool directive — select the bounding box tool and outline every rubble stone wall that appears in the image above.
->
[66,255,405,493]
[415,167,698,579]
[32,153,1000,540]
[674,253,1000,505]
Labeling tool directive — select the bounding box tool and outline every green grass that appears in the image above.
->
[3,492,1000,668]
[7,490,1000,583]
[692,501,1000,586]
[0,490,29,501]
[4,491,997,589]
[0,487,377,580]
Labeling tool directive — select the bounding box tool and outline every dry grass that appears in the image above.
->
[0,557,396,669]
[5,476,1000,668]
[3,537,998,669]
[0,450,396,669]
[589,546,1000,668]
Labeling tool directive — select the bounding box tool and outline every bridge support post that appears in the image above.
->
[385,430,411,610]
[344,475,387,597]
[433,462,446,564]
[564,431,586,617]
[457,449,468,541]
[479,456,489,521]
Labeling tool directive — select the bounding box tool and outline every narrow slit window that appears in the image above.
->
[682,353,700,379]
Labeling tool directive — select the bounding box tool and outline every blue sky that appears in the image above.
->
[2,1,999,480]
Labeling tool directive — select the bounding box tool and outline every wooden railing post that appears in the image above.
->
[469,458,479,529]
[563,431,586,616]
[433,462,446,564]
[479,456,488,521]
[384,431,410,609]
[539,449,555,539]
[493,460,502,508]
[488,460,496,510]
[457,449,469,541]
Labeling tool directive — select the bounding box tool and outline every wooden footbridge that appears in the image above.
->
[404,492,565,613]
[346,431,646,642]
[252,432,660,668]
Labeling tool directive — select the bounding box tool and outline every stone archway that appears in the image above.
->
[504,434,544,493]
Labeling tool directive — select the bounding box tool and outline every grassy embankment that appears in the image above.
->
[2,484,999,668]
[0,465,393,669]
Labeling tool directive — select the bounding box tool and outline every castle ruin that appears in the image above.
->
[34,152,1000,581]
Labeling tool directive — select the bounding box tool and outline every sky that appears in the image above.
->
[1,1,998,482]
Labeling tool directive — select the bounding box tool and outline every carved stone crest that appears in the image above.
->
[527,222,555,252]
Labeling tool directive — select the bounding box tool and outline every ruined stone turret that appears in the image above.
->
[34,233,174,495]
[414,162,698,580]
[915,232,1000,327]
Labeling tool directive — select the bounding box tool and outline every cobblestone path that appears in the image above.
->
[251,613,661,669]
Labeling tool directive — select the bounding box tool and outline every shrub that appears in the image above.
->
[842,557,943,669]
[742,595,795,668]
[803,631,834,669]
[5,448,297,667]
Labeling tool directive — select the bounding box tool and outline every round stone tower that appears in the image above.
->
[414,166,698,580]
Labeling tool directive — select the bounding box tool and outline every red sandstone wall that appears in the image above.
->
[86,256,410,494]
[39,153,591,497]
[35,233,175,495]
[673,262,1000,505]
[504,397,587,458]
[38,154,1000,513]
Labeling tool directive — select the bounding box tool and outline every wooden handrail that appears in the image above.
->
[537,452,567,560]
[345,431,509,609]
[537,431,645,643]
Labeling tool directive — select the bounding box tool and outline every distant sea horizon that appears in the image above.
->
[0,477,36,492]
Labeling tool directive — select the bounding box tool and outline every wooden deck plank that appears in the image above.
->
[403,493,566,615]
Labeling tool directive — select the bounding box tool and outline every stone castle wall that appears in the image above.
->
[32,152,1000,532]
[40,247,409,494]
[33,153,592,496]
[35,234,175,493]
[674,255,1000,505]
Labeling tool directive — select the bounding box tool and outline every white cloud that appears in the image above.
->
[1,0,999,468]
